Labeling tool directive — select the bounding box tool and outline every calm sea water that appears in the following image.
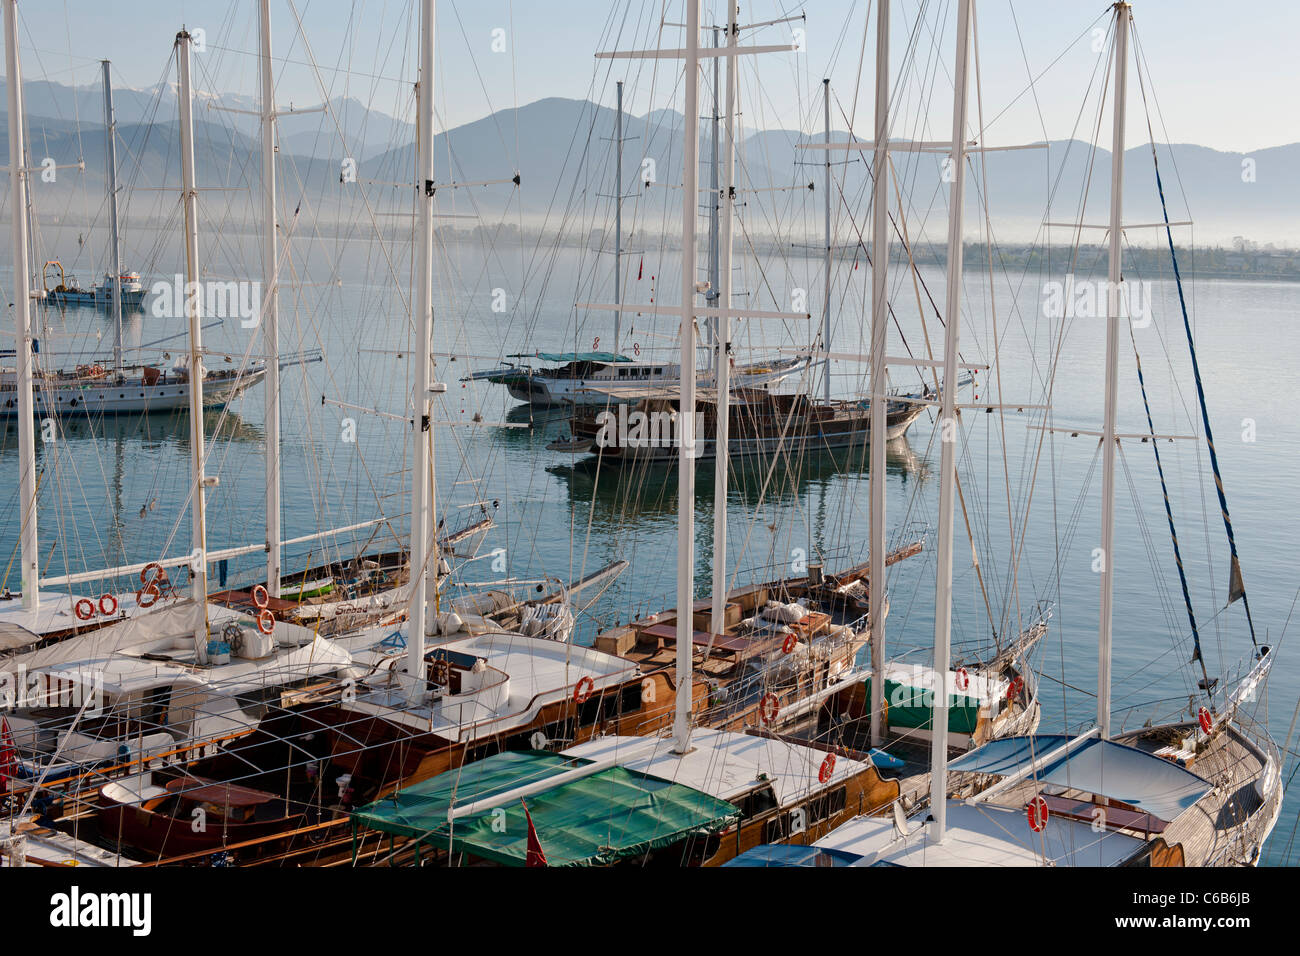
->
[3,223,1298,864]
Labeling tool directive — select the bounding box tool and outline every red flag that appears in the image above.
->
[522,799,547,867]
[0,716,15,790]
[637,257,643,281]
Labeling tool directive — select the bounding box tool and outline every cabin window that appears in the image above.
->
[807,786,848,824]
[619,368,628,377]
[577,693,604,726]
[620,684,643,715]
[734,784,779,820]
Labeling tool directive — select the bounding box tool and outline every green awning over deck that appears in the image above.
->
[352,750,741,867]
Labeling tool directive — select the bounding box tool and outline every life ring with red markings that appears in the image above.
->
[74,598,95,621]
[573,676,596,705]
[252,584,270,609]
[257,608,276,635]
[1027,795,1049,833]
[818,753,836,784]
[98,593,117,617]
[759,693,780,725]
[782,633,798,655]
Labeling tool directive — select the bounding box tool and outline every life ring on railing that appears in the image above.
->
[759,693,780,725]
[136,582,161,608]
[1198,706,1213,735]
[74,597,95,620]
[98,593,117,617]
[781,633,798,655]
[252,584,270,609]
[955,667,969,692]
[818,753,836,784]
[140,562,168,587]
[573,676,596,705]
[1027,796,1049,833]
[257,608,275,635]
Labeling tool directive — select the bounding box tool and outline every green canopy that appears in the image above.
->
[866,676,983,734]
[352,750,740,867]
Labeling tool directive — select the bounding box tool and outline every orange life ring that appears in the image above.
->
[252,584,270,609]
[1198,706,1212,735]
[1027,796,1049,833]
[140,562,168,587]
[98,593,117,617]
[781,633,798,655]
[759,693,779,725]
[257,608,276,635]
[818,753,836,784]
[955,667,969,692]
[1006,676,1024,702]
[74,597,96,620]
[573,676,595,704]
[136,582,161,608]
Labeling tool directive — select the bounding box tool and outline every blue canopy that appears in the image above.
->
[723,844,863,867]
[949,734,1211,822]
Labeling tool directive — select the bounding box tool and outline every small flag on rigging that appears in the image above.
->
[637,257,643,281]
[522,798,547,867]
[1228,555,1246,605]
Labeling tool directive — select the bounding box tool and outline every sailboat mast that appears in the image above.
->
[102,60,123,370]
[613,80,623,354]
[1098,1,1129,740]
[4,0,37,611]
[259,0,282,598]
[710,0,738,636]
[867,0,891,747]
[405,0,437,694]
[822,77,831,405]
[672,0,702,755]
[929,0,973,846]
[176,29,209,651]
[706,26,721,375]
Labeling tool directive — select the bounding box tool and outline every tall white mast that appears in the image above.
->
[705,26,721,376]
[672,0,703,755]
[867,0,891,747]
[4,0,37,611]
[821,77,832,405]
[709,0,738,637]
[258,0,282,598]
[405,0,438,696]
[613,80,623,354]
[929,0,973,846]
[102,60,123,370]
[1098,1,1129,739]
[176,29,209,651]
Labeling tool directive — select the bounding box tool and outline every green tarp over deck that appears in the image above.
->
[865,676,983,734]
[352,750,740,867]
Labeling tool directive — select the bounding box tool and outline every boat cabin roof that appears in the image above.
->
[563,729,867,806]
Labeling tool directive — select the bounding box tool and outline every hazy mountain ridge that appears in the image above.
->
[3,79,1297,248]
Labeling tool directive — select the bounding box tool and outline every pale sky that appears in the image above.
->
[14,0,1300,153]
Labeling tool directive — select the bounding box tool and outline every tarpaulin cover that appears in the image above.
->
[948,734,1212,822]
[352,750,740,866]
[723,844,862,867]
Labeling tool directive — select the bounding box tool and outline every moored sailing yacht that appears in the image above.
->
[734,0,1282,869]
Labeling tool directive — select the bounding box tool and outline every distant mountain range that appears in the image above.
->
[3,76,1297,247]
